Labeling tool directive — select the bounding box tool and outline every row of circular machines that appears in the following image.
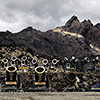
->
[0,56,100,92]
[0,56,63,92]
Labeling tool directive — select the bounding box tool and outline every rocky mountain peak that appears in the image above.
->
[82,19,93,26]
[65,15,79,27]
[25,26,33,30]
[20,26,34,33]
[95,23,100,30]
[0,16,100,58]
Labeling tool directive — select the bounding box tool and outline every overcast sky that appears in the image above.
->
[0,0,100,32]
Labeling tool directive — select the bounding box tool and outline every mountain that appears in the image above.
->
[95,23,100,30]
[0,16,100,58]
[59,16,100,47]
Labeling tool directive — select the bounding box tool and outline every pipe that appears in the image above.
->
[6,66,17,74]
[35,66,46,84]
[84,65,86,72]
[21,56,27,65]
[6,66,17,81]
[84,57,90,63]
[64,57,68,61]
[67,72,76,83]
[21,56,27,61]
[2,58,8,68]
[35,66,45,74]
[11,61,16,66]
[32,59,37,65]
[11,56,17,61]
[64,64,66,72]
[52,59,58,65]
[71,56,76,61]
[92,57,99,71]
[2,58,8,64]
[63,57,69,72]
[31,59,38,68]
[96,56,99,61]
[11,56,17,66]
[94,63,96,71]
[42,59,48,66]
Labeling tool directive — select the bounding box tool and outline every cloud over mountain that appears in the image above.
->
[0,0,100,32]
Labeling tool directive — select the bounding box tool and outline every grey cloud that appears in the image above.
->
[0,0,100,32]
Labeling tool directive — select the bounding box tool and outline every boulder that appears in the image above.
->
[82,75,88,81]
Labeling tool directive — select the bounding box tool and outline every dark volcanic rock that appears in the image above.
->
[51,76,59,82]
[82,75,88,81]
[65,16,80,28]
[95,23,100,30]
[62,16,100,48]
[0,16,100,58]
[0,26,93,58]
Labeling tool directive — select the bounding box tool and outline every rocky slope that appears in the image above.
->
[0,46,54,65]
[95,23,100,30]
[49,72,100,92]
[60,16,100,48]
[0,16,100,58]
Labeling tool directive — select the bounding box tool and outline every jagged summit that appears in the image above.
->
[95,23,100,30]
[5,30,12,33]
[24,26,33,31]
[82,19,93,26]
[58,16,100,47]
[0,16,100,58]
[19,26,43,34]
[63,16,93,32]
[67,15,79,23]
[20,26,34,32]
[65,15,80,27]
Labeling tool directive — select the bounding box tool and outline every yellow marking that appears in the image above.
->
[91,88,100,89]
[35,82,46,85]
[35,66,45,74]
[18,67,29,72]
[6,81,17,85]
[18,67,23,69]
[6,66,17,73]
[23,67,29,69]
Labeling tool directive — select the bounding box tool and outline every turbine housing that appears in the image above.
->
[5,66,18,86]
[35,66,45,74]
[6,66,17,74]
[67,72,76,83]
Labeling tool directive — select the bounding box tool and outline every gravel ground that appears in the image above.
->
[0,92,100,100]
